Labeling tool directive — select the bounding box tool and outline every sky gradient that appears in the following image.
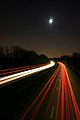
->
[0,0,80,57]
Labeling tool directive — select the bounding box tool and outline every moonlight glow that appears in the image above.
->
[49,18,53,24]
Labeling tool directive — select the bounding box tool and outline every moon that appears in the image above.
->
[49,18,53,24]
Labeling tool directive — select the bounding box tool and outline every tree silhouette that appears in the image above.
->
[0,46,49,69]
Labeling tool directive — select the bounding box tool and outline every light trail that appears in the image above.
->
[31,66,60,120]
[21,65,60,120]
[55,78,61,120]
[44,72,59,117]
[65,77,70,120]
[61,63,65,120]
[58,62,80,120]
[0,61,55,85]
[0,63,48,76]
[65,66,80,120]
[1,61,79,120]
[0,62,47,73]
[21,62,80,120]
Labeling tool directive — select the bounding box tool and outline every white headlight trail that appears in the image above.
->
[0,61,55,85]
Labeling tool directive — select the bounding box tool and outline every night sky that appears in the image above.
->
[0,0,80,57]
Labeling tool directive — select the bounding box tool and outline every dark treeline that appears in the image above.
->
[0,46,49,69]
[56,52,80,71]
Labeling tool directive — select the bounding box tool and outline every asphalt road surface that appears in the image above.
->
[0,62,80,120]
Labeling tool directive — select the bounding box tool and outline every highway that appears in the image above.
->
[0,62,80,120]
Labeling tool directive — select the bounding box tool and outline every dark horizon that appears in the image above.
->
[0,0,80,57]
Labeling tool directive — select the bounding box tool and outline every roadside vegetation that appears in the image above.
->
[59,52,80,71]
[0,46,49,69]
[53,53,80,77]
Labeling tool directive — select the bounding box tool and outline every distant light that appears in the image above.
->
[49,18,53,24]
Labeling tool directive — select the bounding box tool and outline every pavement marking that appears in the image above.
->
[50,106,54,119]
[57,86,58,91]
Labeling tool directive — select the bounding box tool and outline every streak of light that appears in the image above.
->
[55,79,61,120]
[65,66,80,120]
[19,62,80,120]
[59,62,80,120]
[0,63,47,73]
[61,64,65,120]
[0,63,48,76]
[44,72,59,117]
[0,61,55,85]
[31,66,60,120]
[65,78,70,120]
[21,65,60,120]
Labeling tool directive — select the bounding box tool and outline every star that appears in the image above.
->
[49,18,53,24]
